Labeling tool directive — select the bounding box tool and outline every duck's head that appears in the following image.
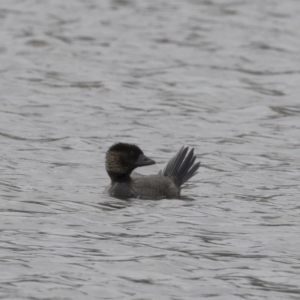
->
[106,143,155,180]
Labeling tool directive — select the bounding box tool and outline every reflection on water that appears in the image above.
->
[1,0,300,299]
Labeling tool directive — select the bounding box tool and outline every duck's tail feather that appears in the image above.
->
[158,146,201,187]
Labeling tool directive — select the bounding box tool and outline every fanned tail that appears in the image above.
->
[158,146,201,187]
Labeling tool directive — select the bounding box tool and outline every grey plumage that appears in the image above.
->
[159,146,201,187]
[105,143,201,200]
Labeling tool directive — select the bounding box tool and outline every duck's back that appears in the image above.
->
[131,172,179,199]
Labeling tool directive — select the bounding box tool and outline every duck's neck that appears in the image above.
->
[108,171,132,184]
[107,171,134,199]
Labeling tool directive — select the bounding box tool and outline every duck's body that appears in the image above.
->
[105,172,179,199]
[104,143,200,200]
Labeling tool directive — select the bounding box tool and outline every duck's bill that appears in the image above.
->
[134,154,156,167]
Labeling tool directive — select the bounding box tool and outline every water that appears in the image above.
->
[1,0,300,299]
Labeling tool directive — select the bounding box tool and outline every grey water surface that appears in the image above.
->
[1,0,300,299]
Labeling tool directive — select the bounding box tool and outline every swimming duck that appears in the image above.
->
[105,143,200,199]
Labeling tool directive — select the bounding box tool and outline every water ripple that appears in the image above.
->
[0,0,300,299]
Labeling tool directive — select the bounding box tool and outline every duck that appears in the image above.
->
[104,143,200,199]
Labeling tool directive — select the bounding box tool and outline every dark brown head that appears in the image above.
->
[106,143,155,181]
